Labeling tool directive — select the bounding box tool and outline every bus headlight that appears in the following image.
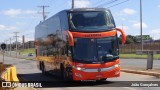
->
[115,64,119,68]
[77,67,83,70]
[73,66,86,71]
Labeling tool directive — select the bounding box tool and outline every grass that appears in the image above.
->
[17,48,35,54]
[120,54,160,60]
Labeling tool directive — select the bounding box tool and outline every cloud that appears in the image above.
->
[75,0,91,8]
[113,8,137,21]
[122,8,136,15]
[3,9,21,17]
[133,22,148,29]
[3,9,36,17]
[0,24,17,30]
[119,18,126,21]
[16,22,26,25]
[129,20,138,23]
[150,29,160,40]
[24,10,36,14]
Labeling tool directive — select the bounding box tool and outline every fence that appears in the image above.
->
[119,43,160,54]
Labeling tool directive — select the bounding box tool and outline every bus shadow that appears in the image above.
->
[17,73,115,88]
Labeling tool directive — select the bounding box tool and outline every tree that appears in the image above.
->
[119,35,137,44]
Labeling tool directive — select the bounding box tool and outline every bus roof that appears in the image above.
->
[63,8,109,12]
[36,8,110,26]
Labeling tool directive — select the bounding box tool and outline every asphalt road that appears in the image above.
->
[120,58,160,70]
[0,55,160,90]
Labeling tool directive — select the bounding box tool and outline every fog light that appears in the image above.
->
[75,73,82,78]
[115,71,120,75]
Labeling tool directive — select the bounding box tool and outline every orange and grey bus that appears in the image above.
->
[35,8,126,81]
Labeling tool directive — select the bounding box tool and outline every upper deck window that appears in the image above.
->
[68,11,115,32]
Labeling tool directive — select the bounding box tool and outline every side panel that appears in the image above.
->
[35,11,71,76]
[59,11,69,31]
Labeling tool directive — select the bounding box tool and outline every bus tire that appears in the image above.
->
[39,61,42,70]
[60,64,73,81]
[41,62,47,75]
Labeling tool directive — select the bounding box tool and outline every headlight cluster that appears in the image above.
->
[115,64,119,68]
[73,66,86,71]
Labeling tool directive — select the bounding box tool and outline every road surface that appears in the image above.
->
[0,55,160,90]
[120,58,160,70]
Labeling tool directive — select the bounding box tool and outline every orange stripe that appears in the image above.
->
[71,30,117,38]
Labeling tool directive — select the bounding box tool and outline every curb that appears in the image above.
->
[121,69,160,78]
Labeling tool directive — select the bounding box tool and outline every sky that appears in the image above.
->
[0,0,160,43]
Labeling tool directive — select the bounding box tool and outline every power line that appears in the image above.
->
[96,0,119,7]
[38,6,49,21]
[107,0,130,8]
[92,0,106,7]
[49,0,68,15]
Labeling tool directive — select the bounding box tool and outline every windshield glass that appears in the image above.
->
[72,36,119,63]
[68,11,115,31]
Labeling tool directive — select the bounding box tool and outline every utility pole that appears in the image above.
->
[14,32,19,58]
[9,37,13,56]
[25,34,29,49]
[72,0,74,9]
[6,40,9,55]
[22,35,25,49]
[5,40,7,51]
[140,0,143,51]
[38,6,49,21]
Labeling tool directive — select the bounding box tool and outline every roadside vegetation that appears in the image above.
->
[17,48,35,54]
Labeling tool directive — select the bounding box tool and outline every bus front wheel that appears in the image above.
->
[61,65,72,81]
[61,67,67,81]
[96,78,107,82]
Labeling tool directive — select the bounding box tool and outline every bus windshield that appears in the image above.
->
[68,11,115,31]
[72,36,119,63]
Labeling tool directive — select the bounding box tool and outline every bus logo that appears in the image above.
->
[98,68,101,72]
[85,34,101,38]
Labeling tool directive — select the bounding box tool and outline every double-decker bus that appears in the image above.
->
[35,8,126,81]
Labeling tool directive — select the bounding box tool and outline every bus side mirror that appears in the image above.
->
[68,31,74,46]
[116,28,126,44]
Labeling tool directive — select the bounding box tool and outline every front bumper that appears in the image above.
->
[72,65,120,81]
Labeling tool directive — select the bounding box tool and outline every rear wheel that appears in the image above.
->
[41,62,47,75]
[39,61,42,70]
